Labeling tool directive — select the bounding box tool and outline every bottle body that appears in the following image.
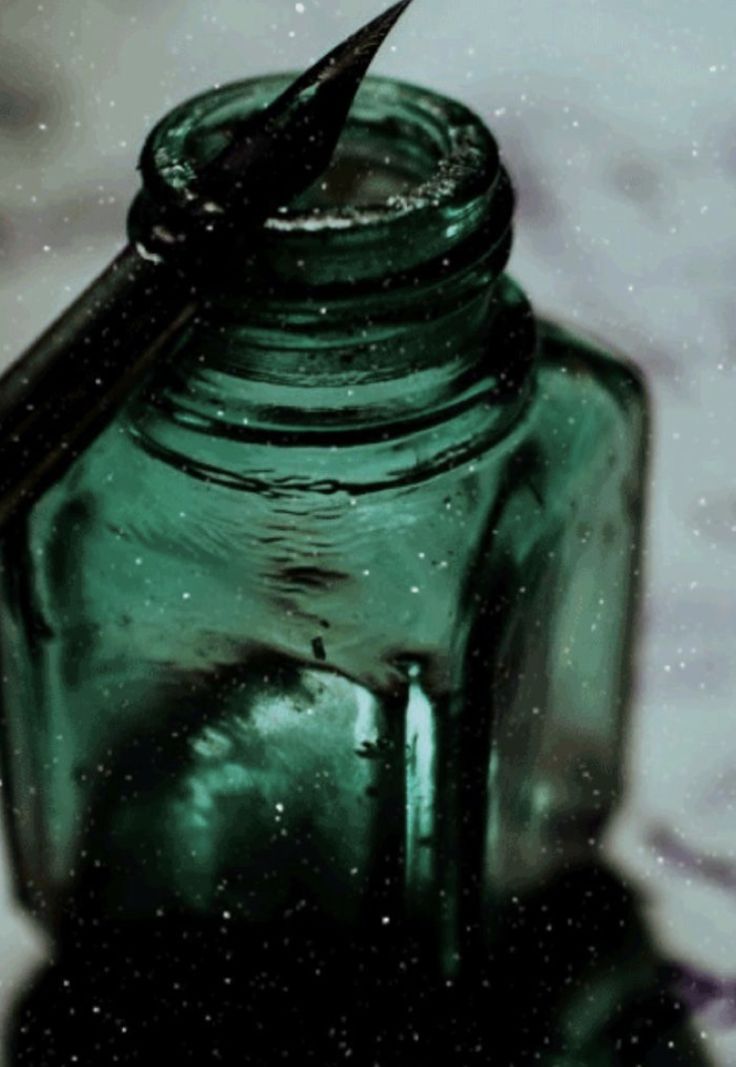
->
[0,312,645,949]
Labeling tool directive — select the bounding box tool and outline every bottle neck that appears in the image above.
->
[129,275,535,492]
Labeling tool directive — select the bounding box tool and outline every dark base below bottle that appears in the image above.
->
[8,864,705,1066]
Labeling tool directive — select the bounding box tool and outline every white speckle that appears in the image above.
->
[136,242,163,264]
[182,592,191,600]
[381,916,390,925]
[275,802,284,812]
[410,586,420,594]
[295,2,306,11]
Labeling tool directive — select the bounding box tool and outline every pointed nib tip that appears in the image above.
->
[371,0,415,35]
[332,0,415,71]
[273,0,415,104]
[386,0,414,19]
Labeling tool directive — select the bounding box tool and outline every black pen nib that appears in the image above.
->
[196,0,415,213]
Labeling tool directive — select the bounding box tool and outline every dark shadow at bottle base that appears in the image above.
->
[6,862,706,1066]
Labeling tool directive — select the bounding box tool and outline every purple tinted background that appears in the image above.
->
[0,1,734,1062]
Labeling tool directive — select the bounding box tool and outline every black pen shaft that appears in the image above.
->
[0,245,195,532]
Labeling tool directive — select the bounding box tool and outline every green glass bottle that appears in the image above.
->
[0,77,702,1064]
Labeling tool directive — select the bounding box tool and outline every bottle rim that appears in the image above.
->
[135,75,513,288]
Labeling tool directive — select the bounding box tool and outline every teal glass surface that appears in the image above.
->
[0,77,703,1064]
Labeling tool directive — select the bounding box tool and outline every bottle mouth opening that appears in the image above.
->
[138,75,512,288]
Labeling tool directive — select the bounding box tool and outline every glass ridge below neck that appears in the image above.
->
[130,275,533,458]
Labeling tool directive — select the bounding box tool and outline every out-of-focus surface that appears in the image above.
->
[0,0,734,1062]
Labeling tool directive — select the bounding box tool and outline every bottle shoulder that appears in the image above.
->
[496,311,649,500]
[533,314,648,410]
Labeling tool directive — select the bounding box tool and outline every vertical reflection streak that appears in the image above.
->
[404,663,437,916]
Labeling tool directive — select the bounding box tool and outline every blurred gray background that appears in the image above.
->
[1,0,735,1061]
